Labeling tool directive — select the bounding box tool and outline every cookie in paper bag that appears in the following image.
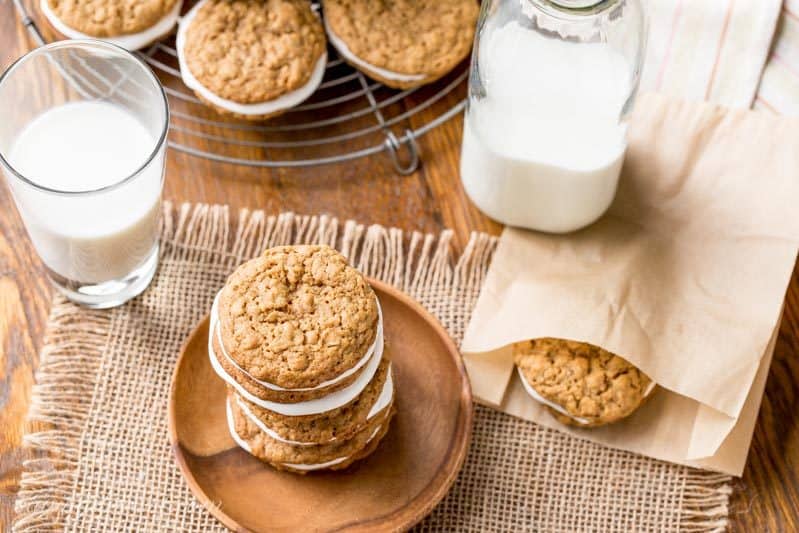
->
[513,338,655,428]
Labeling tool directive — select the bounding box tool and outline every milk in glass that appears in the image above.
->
[6,101,162,284]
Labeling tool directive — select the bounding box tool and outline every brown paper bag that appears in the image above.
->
[461,93,799,476]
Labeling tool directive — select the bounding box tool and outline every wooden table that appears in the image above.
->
[1,5,797,531]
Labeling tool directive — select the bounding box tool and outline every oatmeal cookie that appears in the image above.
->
[229,395,394,472]
[44,0,179,36]
[233,356,393,443]
[322,0,479,88]
[218,245,379,389]
[177,0,326,118]
[514,338,653,427]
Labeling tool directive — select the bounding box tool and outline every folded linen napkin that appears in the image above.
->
[641,0,782,108]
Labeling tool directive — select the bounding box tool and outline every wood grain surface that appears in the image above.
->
[0,2,797,531]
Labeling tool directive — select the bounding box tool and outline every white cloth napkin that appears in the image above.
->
[755,0,799,115]
[641,0,782,108]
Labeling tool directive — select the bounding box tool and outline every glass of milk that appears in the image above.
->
[0,40,168,308]
[461,0,646,233]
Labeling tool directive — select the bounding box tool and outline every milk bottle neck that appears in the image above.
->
[528,0,620,16]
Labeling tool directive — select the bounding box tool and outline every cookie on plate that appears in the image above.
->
[322,0,479,89]
[210,244,395,473]
[227,395,395,474]
[41,0,182,50]
[216,244,379,394]
[513,338,654,428]
[233,355,394,446]
[176,0,327,120]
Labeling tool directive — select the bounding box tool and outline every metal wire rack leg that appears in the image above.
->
[13,0,45,45]
[356,71,420,175]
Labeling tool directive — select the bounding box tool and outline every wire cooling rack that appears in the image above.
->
[12,0,469,174]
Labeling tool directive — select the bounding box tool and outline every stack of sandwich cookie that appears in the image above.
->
[513,338,655,428]
[41,0,182,50]
[176,0,327,120]
[322,0,479,89]
[209,245,395,473]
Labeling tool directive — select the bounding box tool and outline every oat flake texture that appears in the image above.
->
[229,390,394,473]
[184,0,326,104]
[235,357,391,445]
[323,0,479,87]
[514,338,653,427]
[218,245,379,389]
[47,0,179,36]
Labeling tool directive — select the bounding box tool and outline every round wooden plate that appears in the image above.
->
[168,278,473,532]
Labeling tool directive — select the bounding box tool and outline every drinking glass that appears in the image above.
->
[0,40,168,308]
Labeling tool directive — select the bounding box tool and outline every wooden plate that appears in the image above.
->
[168,278,473,532]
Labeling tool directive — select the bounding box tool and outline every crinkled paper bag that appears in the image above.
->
[462,93,799,476]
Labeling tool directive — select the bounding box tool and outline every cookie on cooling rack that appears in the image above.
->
[322,0,479,89]
[176,0,327,121]
[513,338,655,428]
[40,0,182,51]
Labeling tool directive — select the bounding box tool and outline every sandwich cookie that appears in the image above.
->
[233,357,394,446]
[208,290,383,403]
[214,245,380,398]
[176,0,326,120]
[214,244,394,474]
[226,396,394,474]
[322,0,479,89]
[208,306,384,416]
[513,338,655,428]
[41,0,182,51]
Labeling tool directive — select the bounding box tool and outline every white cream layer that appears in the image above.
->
[233,366,394,447]
[210,291,382,393]
[208,300,385,416]
[40,0,181,51]
[517,367,657,426]
[177,0,326,116]
[323,18,426,84]
[282,426,381,472]
[225,400,382,471]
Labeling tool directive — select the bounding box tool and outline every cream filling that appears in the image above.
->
[517,367,657,426]
[225,400,382,471]
[208,301,384,416]
[177,0,326,116]
[233,366,394,447]
[40,0,181,51]
[210,292,382,393]
[323,18,426,84]
[281,426,381,472]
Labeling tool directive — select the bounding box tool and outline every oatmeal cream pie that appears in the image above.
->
[208,245,381,404]
[41,0,182,51]
[322,0,479,89]
[176,0,327,120]
[227,396,395,474]
[211,244,395,473]
[513,338,655,428]
[232,354,394,447]
[208,291,384,404]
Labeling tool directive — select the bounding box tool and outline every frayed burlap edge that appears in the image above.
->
[12,202,732,532]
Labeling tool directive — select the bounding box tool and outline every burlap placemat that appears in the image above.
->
[13,203,732,532]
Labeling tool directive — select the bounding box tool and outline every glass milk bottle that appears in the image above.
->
[461,0,646,233]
